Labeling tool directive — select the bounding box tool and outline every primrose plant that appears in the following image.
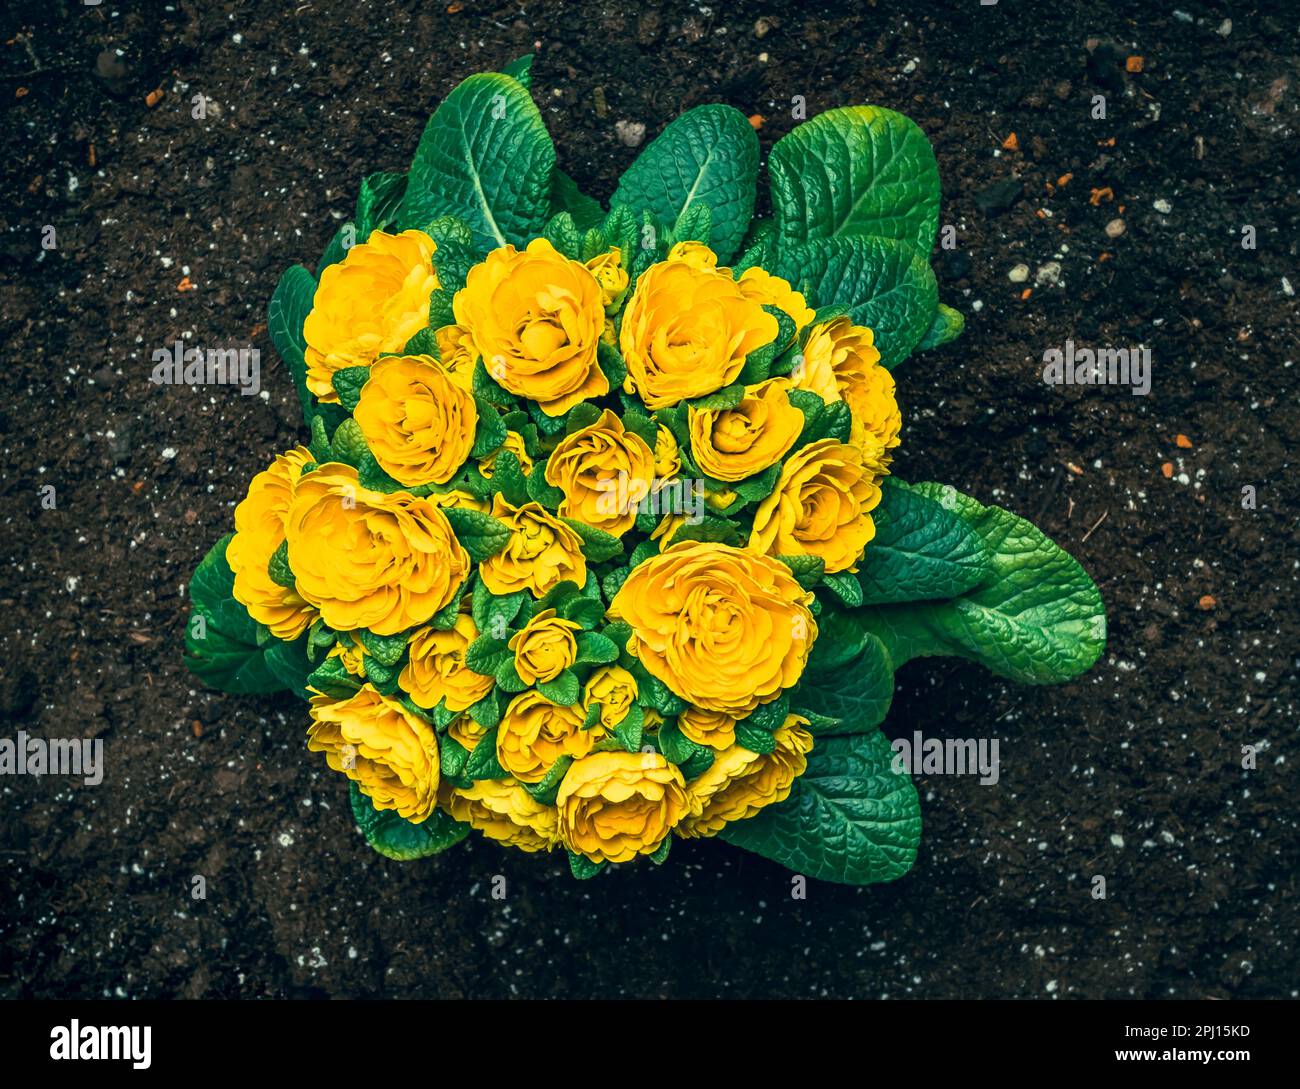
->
[185,57,1105,885]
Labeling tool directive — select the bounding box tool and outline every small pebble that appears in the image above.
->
[1217,18,1232,36]
[1008,263,1030,283]
[1105,217,1126,238]
[1111,834,1125,848]
[1282,277,1294,297]
[614,120,646,147]
[1035,261,1062,286]
[1153,198,1173,214]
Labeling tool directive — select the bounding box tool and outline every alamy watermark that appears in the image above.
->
[891,731,1000,785]
[595,472,706,525]
[1042,339,1151,395]
[1,731,103,785]
[150,340,261,396]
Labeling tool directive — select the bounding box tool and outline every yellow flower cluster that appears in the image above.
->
[228,226,901,869]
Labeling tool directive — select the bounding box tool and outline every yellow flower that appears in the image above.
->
[556,750,690,863]
[795,317,901,457]
[704,488,738,511]
[497,690,594,784]
[544,408,655,536]
[427,488,489,514]
[677,717,813,837]
[447,714,491,753]
[666,240,728,274]
[737,266,816,330]
[687,377,803,482]
[608,541,817,716]
[286,463,470,635]
[303,229,438,403]
[228,446,317,639]
[620,252,777,409]
[585,246,629,310]
[307,685,440,822]
[434,323,478,392]
[508,609,582,685]
[478,430,533,477]
[749,438,884,574]
[327,632,369,678]
[676,706,736,750]
[478,494,588,599]
[454,237,608,416]
[650,511,687,546]
[400,614,494,712]
[353,354,478,486]
[582,665,638,729]
[440,779,559,852]
[653,425,681,478]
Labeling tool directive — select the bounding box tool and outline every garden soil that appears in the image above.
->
[1,0,1296,998]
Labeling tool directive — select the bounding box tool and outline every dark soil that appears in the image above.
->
[1,0,1296,999]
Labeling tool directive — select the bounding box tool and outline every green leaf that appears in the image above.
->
[357,453,403,494]
[820,571,863,608]
[769,105,940,254]
[668,202,712,247]
[856,485,1107,684]
[471,579,525,639]
[499,54,533,88]
[471,398,508,459]
[561,518,624,563]
[772,237,938,370]
[778,553,825,590]
[267,539,295,589]
[550,169,604,231]
[427,595,463,632]
[575,631,619,665]
[796,621,894,732]
[612,706,644,752]
[305,655,363,699]
[735,721,777,755]
[609,104,759,264]
[467,688,501,730]
[718,730,921,885]
[440,736,471,780]
[536,669,580,706]
[464,729,508,780]
[689,383,745,411]
[442,507,512,562]
[856,480,990,604]
[184,535,301,695]
[568,852,605,879]
[267,265,318,427]
[522,755,571,806]
[917,302,965,351]
[330,418,369,468]
[666,515,741,548]
[465,635,508,680]
[657,718,702,767]
[494,656,529,694]
[356,628,408,668]
[349,782,469,861]
[331,366,371,413]
[401,73,555,251]
[356,171,408,239]
[542,210,584,260]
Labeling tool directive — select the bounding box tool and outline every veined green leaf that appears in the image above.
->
[267,265,318,427]
[718,730,920,885]
[401,73,555,250]
[857,484,1106,684]
[349,782,469,860]
[769,105,940,253]
[771,237,938,370]
[609,104,758,264]
[856,480,990,604]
